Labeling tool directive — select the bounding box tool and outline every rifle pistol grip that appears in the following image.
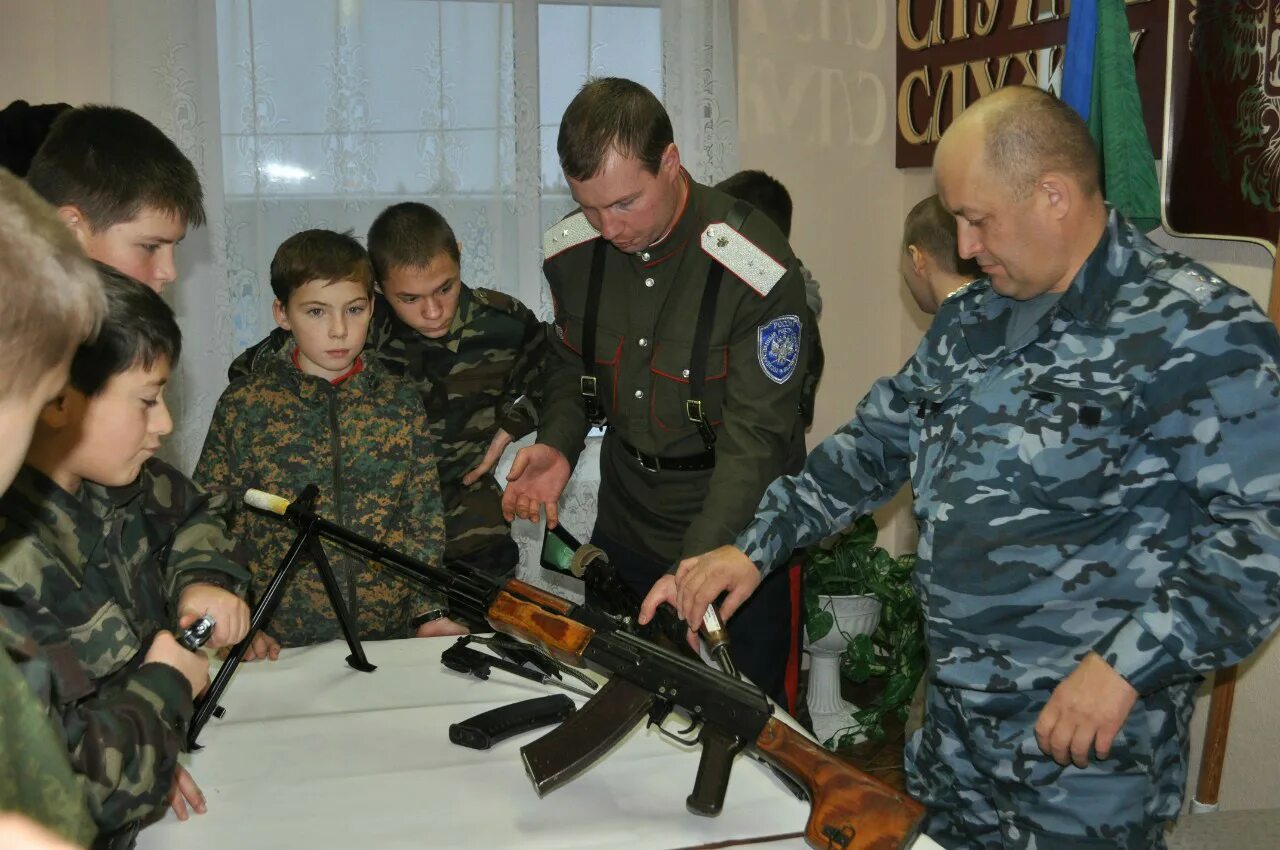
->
[686,725,746,816]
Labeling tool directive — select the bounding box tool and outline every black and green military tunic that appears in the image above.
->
[539,173,810,565]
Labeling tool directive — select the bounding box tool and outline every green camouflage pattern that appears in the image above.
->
[538,175,810,563]
[197,346,446,645]
[737,210,1280,841]
[0,460,250,831]
[371,285,544,566]
[229,284,545,569]
[0,606,96,846]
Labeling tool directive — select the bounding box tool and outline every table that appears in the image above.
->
[138,637,827,850]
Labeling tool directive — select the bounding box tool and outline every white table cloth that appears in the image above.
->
[137,637,822,850]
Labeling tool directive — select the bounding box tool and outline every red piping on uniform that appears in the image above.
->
[648,344,728,383]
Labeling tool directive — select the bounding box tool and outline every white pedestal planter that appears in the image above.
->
[804,593,882,747]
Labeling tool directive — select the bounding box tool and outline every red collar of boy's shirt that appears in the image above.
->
[290,347,365,385]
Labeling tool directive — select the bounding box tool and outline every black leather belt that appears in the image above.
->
[617,437,716,473]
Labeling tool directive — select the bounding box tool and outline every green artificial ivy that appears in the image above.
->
[803,514,925,747]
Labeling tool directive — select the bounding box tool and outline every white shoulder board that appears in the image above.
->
[543,212,600,261]
[701,223,787,297]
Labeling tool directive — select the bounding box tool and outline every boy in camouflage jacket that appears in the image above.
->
[0,269,251,841]
[196,230,458,649]
[230,203,546,579]
[0,169,105,848]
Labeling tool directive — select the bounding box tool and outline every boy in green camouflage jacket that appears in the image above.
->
[0,268,252,842]
[195,230,459,649]
[230,203,546,580]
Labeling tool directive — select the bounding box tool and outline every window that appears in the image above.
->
[215,0,662,343]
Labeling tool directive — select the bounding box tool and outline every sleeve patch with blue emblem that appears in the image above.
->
[758,315,802,384]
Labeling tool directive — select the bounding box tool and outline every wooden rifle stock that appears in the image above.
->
[756,717,924,850]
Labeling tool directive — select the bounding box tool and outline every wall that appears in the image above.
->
[0,4,112,106]
[737,0,1278,813]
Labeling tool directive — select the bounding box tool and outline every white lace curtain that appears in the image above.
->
[2,0,736,580]
[130,0,738,471]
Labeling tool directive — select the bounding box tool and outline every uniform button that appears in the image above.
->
[641,252,650,261]
[638,338,649,347]
[634,389,645,399]
[682,369,690,378]
[644,278,655,288]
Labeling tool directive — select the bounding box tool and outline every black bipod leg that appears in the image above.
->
[189,513,313,748]
[307,533,376,674]
[187,485,374,749]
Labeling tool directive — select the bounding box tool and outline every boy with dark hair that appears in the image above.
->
[365,203,546,577]
[26,105,206,293]
[230,204,546,580]
[0,269,251,841]
[900,194,981,315]
[197,229,457,648]
[714,169,793,237]
[0,167,105,847]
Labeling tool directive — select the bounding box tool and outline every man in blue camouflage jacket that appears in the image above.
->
[642,86,1280,848]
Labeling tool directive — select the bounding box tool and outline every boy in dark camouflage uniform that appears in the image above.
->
[0,168,105,849]
[366,203,545,577]
[0,270,252,843]
[230,204,546,579]
[196,230,458,648]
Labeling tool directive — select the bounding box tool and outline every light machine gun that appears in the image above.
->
[227,487,925,850]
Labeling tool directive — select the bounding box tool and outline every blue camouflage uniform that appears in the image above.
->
[735,210,1280,848]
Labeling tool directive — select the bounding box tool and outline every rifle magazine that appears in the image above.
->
[520,676,655,797]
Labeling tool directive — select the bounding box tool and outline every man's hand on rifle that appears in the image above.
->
[501,444,571,527]
[638,575,701,652]
[670,545,761,626]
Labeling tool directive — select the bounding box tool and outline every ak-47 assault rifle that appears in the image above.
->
[230,487,925,850]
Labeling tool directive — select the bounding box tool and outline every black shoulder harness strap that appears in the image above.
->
[687,199,752,452]
[579,238,608,425]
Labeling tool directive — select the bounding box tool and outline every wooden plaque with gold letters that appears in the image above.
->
[895,0,1167,168]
